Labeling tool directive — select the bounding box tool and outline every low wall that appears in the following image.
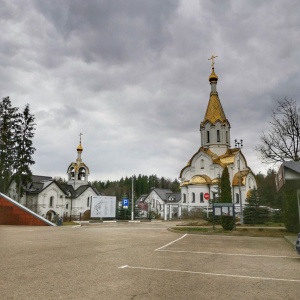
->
[0,193,54,226]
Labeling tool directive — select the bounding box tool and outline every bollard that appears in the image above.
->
[57,217,63,226]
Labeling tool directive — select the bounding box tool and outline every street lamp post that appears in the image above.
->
[131,176,134,221]
[235,139,243,224]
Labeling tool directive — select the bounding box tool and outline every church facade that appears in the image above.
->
[179,59,257,215]
[7,138,99,222]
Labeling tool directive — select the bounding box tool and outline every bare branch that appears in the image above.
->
[255,98,300,164]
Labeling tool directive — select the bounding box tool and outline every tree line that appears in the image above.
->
[0,97,36,198]
[91,174,180,200]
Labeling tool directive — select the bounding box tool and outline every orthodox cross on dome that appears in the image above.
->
[208,55,218,67]
[79,133,83,143]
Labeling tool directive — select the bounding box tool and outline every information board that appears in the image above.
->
[91,196,116,218]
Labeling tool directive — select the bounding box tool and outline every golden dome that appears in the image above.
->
[211,177,220,184]
[77,143,83,152]
[209,68,218,82]
[232,170,250,186]
[180,180,189,187]
[189,175,212,185]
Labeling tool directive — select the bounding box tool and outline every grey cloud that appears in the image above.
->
[32,0,180,66]
[1,0,299,181]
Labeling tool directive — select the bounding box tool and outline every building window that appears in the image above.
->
[248,178,252,189]
[49,196,54,207]
[236,193,239,204]
[66,204,69,209]
[226,131,228,143]
[70,167,75,179]
[183,194,186,203]
[192,193,195,203]
[207,131,210,143]
[87,197,90,207]
[200,193,204,203]
[217,130,220,142]
[78,167,86,180]
[200,159,204,169]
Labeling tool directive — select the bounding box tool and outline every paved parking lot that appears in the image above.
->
[1,222,299,300]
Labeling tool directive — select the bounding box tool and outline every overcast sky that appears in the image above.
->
[1,0,299,182]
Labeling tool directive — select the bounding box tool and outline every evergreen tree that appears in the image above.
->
[283,189,299,233]
[219,167,234,230]
[220,166,232,203]
[0,97,18,193]
[256,169,283,209]
[14,104,36,200]
[213,174,221,203]
[243,188,269,224]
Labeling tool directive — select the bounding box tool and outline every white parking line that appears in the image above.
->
[155,234,187,251]
[157,249,300,259]
[119,265,300,283]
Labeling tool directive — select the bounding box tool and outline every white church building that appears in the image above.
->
[179,58,257,215]
[7,138,99,222]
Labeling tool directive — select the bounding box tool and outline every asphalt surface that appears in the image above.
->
[1,222,300,300]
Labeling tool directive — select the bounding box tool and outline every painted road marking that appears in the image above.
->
[157,249,300,259]
[119,265,300,283]
[155,234,187,251]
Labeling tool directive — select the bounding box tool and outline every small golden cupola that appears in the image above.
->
[77,142,83,152]
[209,68,218,82]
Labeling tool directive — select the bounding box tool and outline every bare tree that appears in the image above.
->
[256,98,300,164]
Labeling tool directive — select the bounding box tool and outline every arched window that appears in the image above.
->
[183,194,186,203]
[200,159,204,169]
[49,196,54,207]
[217,130,220,142]
[70,167,75,180]
[200,193,204,203]
[248,178,252,189]
[207,131,210,143]
[226,131,228,143]
[78,167,86,180]
[87,197,90,207]
[235,193,239,204]
[192,193,195,203]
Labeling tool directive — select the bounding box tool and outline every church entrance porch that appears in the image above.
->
[46,210,57,222]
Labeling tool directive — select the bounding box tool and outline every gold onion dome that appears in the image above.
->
[209,68,218,82]
[77,143,83,152]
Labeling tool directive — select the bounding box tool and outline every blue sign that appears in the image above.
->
[122,198,129,207]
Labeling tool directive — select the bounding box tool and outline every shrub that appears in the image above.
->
[221,216,235,230]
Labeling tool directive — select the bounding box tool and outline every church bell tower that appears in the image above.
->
[67,133,90,190]
[200,55,231,155]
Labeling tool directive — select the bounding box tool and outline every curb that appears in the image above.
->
[284,235,296,247]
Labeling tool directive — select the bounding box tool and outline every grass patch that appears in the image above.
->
[170,225,293,238]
